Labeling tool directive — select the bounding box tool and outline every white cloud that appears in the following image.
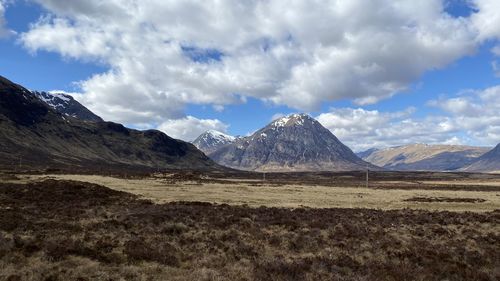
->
[19,0,489,127]
[471,0,500,41]
[318,85,500,151]
[316,107,460,151]
[0,1,14,38]
[157,116,229,142]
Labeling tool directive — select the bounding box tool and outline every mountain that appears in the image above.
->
[192,130,235,154]
[356,148,379,159]
[0,75,219,172]
[208,113,378,172]
[462,143,500,173]
[360,144,490,171]
[33,91,103,122]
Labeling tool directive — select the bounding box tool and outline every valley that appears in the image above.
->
[4,171,500,212]
[0,172,499,280]
[1,75,499,280]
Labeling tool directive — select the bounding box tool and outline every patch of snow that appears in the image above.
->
[273,116,290,127]
[33,91,72,111]
[272,113,313,127]
[206,130,235,141]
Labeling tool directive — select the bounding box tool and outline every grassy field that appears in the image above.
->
[0,172,499,280]
[0,179,499,281]
[11,173,500,212]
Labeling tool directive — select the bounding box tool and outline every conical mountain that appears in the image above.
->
[463,143,500,173]
[0,75,220,172]
[192,130,235,155]
[209,113,378,171]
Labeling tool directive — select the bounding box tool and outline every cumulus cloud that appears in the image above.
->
[19,0,489,127]
[318,85,500,151]
[316,107,459,151]
[157,116,229,141]
[430,86,500,144]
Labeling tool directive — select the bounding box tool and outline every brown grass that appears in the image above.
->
[0,179,499,280]
[14,174,500,212]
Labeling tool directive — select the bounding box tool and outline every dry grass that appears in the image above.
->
[12,174,500,212]
[0,180,499,281]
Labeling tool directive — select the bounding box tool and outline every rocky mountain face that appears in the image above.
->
[192,130,235,155]
[462,143,500,173]
[209,113,378,172]
[33,91,103,122]
[0,75,220,172]
[359,144,490,171]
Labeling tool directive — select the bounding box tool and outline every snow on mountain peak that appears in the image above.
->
[33,91,72,110]
[272,113,314,128]
[205,130,235,141]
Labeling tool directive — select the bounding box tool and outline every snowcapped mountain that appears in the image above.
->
[32,91,103,122]
[192,130,236,154]
[209,113,378,172]
[359,144,490,171]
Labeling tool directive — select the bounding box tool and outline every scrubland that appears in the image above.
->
[0,173,499,280]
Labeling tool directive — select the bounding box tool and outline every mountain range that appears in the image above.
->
[357,144,491,171]
[205,114,378,172]
[1,74,498,173]
[0,76,219,172]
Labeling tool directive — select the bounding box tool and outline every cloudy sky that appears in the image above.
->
[1,0,499,151]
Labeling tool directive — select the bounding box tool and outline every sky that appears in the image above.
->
[0,0,499,151]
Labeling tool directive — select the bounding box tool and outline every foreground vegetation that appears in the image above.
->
[1,180,499,280]
[16,173,500,212]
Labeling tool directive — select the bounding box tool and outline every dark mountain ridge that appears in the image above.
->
[0,76,220,172]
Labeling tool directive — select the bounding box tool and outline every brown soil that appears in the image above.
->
[1,180,499,280]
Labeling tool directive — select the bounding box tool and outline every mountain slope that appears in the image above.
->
[0,75,219,172]
[33,91,103,122]
[192,130,235,155]
[462,143,500,173]
[360,144,489,171]
[209,114,378,172]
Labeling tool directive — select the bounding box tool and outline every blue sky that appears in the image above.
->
[1,1,499,151]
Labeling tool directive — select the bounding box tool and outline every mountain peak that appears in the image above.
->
[205,130,235,140]
[192,130,235,155]
[271,113,316,128]
[32,91,103,122]
[209,114,377,172]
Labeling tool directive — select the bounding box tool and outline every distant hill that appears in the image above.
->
[33,91,103,122]
[192,130,235,155]
[356,148,379,159]
[359,144,490,171]
[462,143,500,173]
[209,113,378,172]
[0,75,220,172]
